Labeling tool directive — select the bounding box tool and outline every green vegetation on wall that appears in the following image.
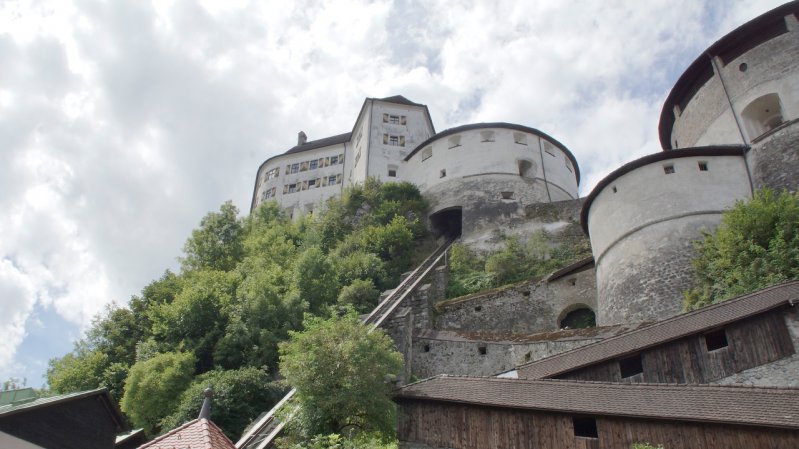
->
[684,189,799,311]
[446,230,591,298]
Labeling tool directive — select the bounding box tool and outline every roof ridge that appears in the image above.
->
[139,418,200,447]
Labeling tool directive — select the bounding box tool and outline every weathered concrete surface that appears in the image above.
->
[713,307,799,387]
[435,265,596,334]
[410,325,640,379]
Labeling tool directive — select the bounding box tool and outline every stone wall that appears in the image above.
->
[435,264,597,334]
[713,307,799,387]
[749,121,799,193]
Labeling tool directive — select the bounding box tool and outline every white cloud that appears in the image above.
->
[0,0,787,382]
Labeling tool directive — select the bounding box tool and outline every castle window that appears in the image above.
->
[423,344,430,352]
[309,159,318,170]
[330,155,338,165]
[612,186,618,193]
[705,329,728,351]
[518,160,535,178]
[698,161,709,171]
[474,306,482,312]
[663,164,675,174]
[448,135,461,149]
[388,165,398,177]
[288,183,297,193]
[291,163,299,174]
[543,141,556,156]
[741,93,784,139]
[328,175,337,185]
[572,417,598,439]
[480,130,495,142]
[338,154,344,163]
[421,146,433,161]
[300,161,309,172]
[478,345,487,355]
[440,169,446,178]
[501,191,514,200]
[513,132,527,145]
[308,179,317,188]
[619,354,643,378]
[389,135,399,146]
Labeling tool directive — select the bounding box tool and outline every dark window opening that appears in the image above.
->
[388,169,397,177]
[664,164,675,174]
[524,352,531,362]
[560,308,596,329]
[569,278,576,286]
[429,207,462,239]
[705,329,728,351]
[474,306,482,312]
[698,161,709,171]
[573,417,598,439]
[522,291,531,297]
[423,344,430,353]
[519,160,534,178]
[739,62,748,72]
[612,186,618,193]
[440,169,446,178]
[501,191,514,200]
[478,345,487,355]
[619,354,643,378]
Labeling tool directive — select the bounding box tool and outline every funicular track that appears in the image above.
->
[236,238,455,449]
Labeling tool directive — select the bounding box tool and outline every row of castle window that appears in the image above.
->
[609,161,711,194]
[284,154,344,175]
[425,134,574,173]
[382,114,407,125]
[283,174,343,194]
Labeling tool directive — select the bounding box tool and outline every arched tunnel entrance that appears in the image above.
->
[429,207,463,239]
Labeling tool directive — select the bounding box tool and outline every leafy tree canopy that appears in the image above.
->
[181,201,245,272]
[278,310,403,440]
[684,189,799,310]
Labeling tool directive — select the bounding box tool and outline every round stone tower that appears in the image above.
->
[659,1,799,193]
[402,123,580,240]
[582,147,751,325]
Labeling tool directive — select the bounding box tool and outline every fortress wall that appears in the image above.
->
[748,121,799,192]
[434,267,596,334]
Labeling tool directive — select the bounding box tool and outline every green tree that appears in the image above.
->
[337,279,381,313]
[120,351,196,435]
[278,311,403,439]
[181,201,245,272]
[47,346,109,394]
[684,189,799,310]
[292,246,339,315]
[159,367,286,439]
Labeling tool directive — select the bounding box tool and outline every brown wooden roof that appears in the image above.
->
[138,418,236,449]
[516,281,799,379]
[395,375,799,429]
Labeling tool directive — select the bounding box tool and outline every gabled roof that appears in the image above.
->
[138,418,236,449]
[516,281,799,380]
[395,375,799,430]
[0,388,123,426]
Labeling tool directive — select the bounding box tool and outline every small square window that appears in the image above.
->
[389,135,399,146]
[474,306,482,312]
[448,135,461,149]
[421,147,433,161]
[619,354,643,378]
[308,179,316,188]
[664,164,675,174]
[478,345,487,355]
[288,183,297,193]
[328,175,337,185]
[423,344,430,352]
[480,130,495,142]
[698,161,709,171]
[501,191,514,200]
[440,169,446,178]
[612,186,618,193]
[388,165,398,177]
[513,132,527,145]
[291,163,299,174]
[310,160,318,170]
[572,417,598,439]
[330,155,339,165]
[389,114,400,124]
[705,329,728,351]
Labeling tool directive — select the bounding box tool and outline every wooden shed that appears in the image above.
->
[394,376,799,449]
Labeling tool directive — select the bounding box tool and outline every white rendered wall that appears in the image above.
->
[404,127,578,200]
[346,104,371,186]
[253,143,346,217]
[671,14,799,148]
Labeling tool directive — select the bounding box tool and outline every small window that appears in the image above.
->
[423,344,430,353]
[328,175,337,185]
[421,146,433,161]
[478,345,487,355]
[474,306,482,312]
[705,329,728,351]
[388,165,398,177]
[448,135,461,149]
[389,135,399,146]
[308,179,316,188]
[288,183,297,193]
[663,164,675,174]
[389,114,400,124]
[480,130,495,142]
[291,163,299,174]
[572,417,598,439]
[513,132,527,145]
[440,169,446,178]
[612,186,617,193]
[522,291,530,297]
[741,93,783,139]
[698,161,709,171]
[309,159,318,170]
[619,354,643,378]
[500,191,514,200]
[543,141,556,156]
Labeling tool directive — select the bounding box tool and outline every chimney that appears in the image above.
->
[298,131,307,146]
[198,387,213,419]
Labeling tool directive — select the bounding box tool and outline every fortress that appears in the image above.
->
[243,3,799,448]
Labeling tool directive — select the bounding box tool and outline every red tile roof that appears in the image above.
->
[395,375,799,429]
[516,281,799,379]
[138,418,236,449]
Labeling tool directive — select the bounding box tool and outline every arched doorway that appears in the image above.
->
[558,305,596,329]
[429,207,462,239]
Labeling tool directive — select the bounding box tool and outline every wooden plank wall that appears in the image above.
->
[397,401,799,449]
[557,309,795,383]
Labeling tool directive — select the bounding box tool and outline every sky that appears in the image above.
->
[0,0,787,387]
